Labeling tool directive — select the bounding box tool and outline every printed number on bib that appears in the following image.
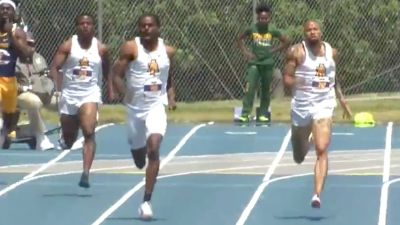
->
[143,77,162,97]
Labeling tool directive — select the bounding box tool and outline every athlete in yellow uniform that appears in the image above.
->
[0,0,33,148]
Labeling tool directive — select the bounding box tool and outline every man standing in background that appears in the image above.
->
[236,3,289,123]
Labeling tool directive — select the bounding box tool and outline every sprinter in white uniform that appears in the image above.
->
[49,13,112,188]
[112,13,176,220]
[282,20,352,208]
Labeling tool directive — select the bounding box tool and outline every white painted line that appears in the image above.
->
[378,121,394,225]
[225,131,257,135]
[378,177,400,225]
[235,164,390,225]
[0,165,134,197]
[22,123,114,180]
[23,150,71,179]
[332,132,354,136]
[236,128,291,225]
[382,122,393,183]
[90,122,213,225]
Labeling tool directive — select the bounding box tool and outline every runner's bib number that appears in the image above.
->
[311,76,330,92]
[143,77,162,97]
[72,67,93,82]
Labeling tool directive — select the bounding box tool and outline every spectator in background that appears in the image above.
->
[236,3,289,123]
[13,31,55,150]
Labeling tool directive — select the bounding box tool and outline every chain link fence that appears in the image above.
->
[17,0,400,103]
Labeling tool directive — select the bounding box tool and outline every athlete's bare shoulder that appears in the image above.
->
[165,45,176,59]
[97,41,109,57]
[58,38,73,55]
[118,39,137,61]
[332,47,338,62]
[285,43,305,65]
[123,39,137,51]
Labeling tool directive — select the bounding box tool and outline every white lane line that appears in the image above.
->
[235,128,291,225]
[0,123,114,197]
[382,122,393,183]
[378,177,400,225]
[225,131,257,135]
[90,121,213,225]
[332,132,354,136]
[23,123,114,180]
[378,121,394,225]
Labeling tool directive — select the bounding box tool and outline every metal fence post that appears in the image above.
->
[97,0,103,42]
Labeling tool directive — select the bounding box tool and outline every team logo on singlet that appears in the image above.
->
[144,59,162,97]
[0,49,11,65]
[251,33,272,47]
[312,63,329,89]
[72,57,93,80]
[148,59,159,76]
[0,34,11,65]
[315,64,326,77]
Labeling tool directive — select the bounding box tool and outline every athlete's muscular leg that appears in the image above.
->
[311,118,332,196]
[60,114,79,149]
[78,102,98,188]
[131,148,146,169]
[291,124,312,164]
[143,134,162,202]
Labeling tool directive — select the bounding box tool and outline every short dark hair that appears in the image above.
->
[75,13,94,26]
[256,3,271,14]
[138,13,160,27]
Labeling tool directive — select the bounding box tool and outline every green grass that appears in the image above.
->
[38,96,400,125]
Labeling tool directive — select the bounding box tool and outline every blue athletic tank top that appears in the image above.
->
[0,32,17,77]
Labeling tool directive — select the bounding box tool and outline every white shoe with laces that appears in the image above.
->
[311,194,321,208]
[36,135,55,151]
[138,201,153,220]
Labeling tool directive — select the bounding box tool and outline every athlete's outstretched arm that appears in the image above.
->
[99,43,113,101]
[282,46,298,90]
[166,45,176,110]
[50,39,71,92]
[333,48,352,119]
[112,41,136,100]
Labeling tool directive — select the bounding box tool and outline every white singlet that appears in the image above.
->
[291,41,337,126]
[59,35,102,115]
[125,37,170,113]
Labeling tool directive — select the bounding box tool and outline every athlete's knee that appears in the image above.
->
[293,150,306,164]
[146,135,161,162]
[131,148,146,169]
[315,146,328,159]
[293,146,308,164]
[63,133,77,149]
[292,139,310,164]
[147,149,159,162]
[147,134,162,150]
[314,140,329,157]
[82,129,95,140]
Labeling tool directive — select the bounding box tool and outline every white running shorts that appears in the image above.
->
[127,104,167,150]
